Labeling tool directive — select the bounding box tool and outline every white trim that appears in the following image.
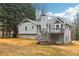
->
[17,18,38,27]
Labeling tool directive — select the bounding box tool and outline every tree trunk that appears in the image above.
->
[2,19,4,38]
[6,29,8,38]
[13,24,18,38]
[9,30,11,38]
[2,29,4,38]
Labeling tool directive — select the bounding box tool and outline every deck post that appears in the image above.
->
[60,33,61,44]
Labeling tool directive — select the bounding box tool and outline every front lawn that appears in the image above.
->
[0,38,79,56]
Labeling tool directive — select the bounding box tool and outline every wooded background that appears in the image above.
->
[0,3,36,38]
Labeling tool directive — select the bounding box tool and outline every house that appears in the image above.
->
[18,14,72,44]
[17,19,38,39]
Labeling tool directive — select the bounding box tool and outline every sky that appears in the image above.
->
[34,3,79,13]
[44,3,79,13]
[33,3,79,21]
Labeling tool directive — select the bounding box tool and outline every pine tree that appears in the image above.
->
[0,3,36,38]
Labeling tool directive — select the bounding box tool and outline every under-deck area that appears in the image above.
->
[49,33,64,44]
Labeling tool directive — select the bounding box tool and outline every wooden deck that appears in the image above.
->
[49,28,64,33]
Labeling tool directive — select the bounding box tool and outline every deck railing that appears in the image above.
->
[49,28,64,33]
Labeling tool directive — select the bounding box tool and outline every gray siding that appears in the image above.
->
[18,34,37,39]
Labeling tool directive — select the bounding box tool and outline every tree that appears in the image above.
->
[0,3,36,38]
[75,12,79,40]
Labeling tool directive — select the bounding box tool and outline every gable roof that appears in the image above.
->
[57,17,72,27]
[61,17,72,27]
[18,16,72,27]
[17,18,38,27]
[47,16,64,25]
[47,16,72,27]
[53,17,64,24]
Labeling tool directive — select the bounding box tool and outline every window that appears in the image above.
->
[32,26,34,29]
[37,25,41,30]
[25,26,27,31]
[66,36,67,41]
[61,24,63,28]
[56,25,59,28]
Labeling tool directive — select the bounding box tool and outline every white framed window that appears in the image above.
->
[32,26,34,29]
[56,25,59,28]
[65,36,68,41]
[61,24,63,28]
[56,24,59,28]
[25,26,27,31]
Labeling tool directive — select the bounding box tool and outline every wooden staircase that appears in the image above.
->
[37,29,50,44]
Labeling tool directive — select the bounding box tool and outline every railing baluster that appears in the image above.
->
[49,28,64,33]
